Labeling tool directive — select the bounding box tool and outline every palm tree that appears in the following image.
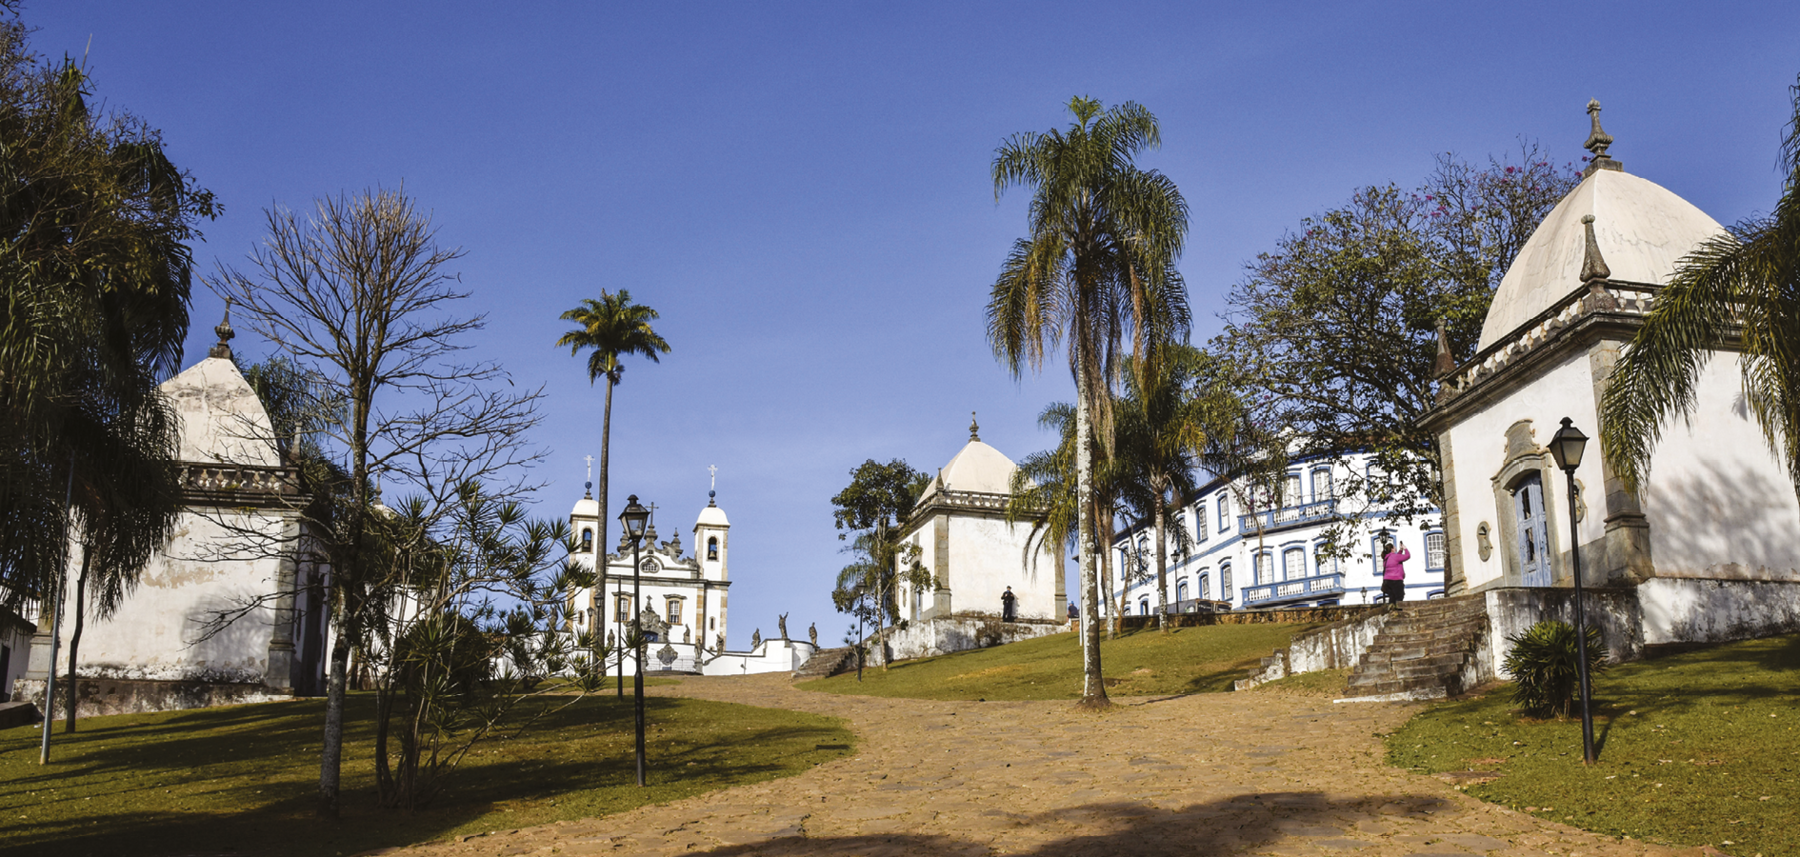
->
[0,44,206,741]
[555,291,671,689]
[988,95,1190,707]
[1600,79,1800,501]
[1114,344,1244,631]
[1008,402,1129,638]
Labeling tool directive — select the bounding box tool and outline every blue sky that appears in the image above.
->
[30,2,1800,645]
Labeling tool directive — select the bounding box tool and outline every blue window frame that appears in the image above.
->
[1196,502,1209,542]
[1220,562,1233,601]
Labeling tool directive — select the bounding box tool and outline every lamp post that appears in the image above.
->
[618,495,650,786]
[1548,417,1597,765]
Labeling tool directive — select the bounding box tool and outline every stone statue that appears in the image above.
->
[808,622,818,647]
[683,625,692,644]
[778,613,789,640]
[716,632,726,653]
[751,628,762,649]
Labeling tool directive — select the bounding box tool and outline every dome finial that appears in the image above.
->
[1579,215,1612,283]
[1582,100,1623,176]
[1432,319,1457,380]
[969,411,980,442]
[208,298,235,361]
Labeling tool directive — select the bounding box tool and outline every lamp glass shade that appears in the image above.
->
[619,495,650,539]
[1550,418,1588,472]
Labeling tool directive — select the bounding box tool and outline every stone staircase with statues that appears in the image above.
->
[1340,595,1490,702]
[793,646,858,680]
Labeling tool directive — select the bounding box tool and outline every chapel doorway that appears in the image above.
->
[1511,472,1552,587]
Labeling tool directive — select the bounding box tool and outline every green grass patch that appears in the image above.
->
[801,623,1321,700]
[2,685,852,856]
[1249,667,1351,698]
[1387,633,1800,855]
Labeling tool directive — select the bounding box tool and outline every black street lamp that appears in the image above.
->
[618,494,651,786]
[1548,417,1598,764]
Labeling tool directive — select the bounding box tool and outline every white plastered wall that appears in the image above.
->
[1637,354,1800,580]
[947,515,1059,620]
[50,508,287,683]
[1445,350,1604,591]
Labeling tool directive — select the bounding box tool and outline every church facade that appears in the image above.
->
[1423,103,1800,663]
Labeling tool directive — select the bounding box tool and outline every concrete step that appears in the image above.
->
[793,647,856,680]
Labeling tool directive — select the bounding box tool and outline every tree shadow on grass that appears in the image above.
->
[691,792,1450,857]
[3,695,849,857]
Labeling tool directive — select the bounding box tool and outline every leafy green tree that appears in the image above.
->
[1220,146,1578,525]
[830,459,930,538]
[1601,79,1800,500]
[555,290,671,685]
[0,16,215,738]
[829,459,929,664]
[988,96,1190,707]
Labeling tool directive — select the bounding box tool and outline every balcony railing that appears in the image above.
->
[1237,499,1337,535]
[1242,572,1345,606]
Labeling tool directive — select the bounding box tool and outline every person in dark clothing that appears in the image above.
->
[1001,586,1017,622]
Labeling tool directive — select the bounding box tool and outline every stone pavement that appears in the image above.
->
[384,674,1696,857]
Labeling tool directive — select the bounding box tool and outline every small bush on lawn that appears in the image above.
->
[1503,620,1608,717]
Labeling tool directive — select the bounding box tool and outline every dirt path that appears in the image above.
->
[383,675,1691,857]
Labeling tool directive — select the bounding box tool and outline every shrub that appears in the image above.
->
[1503,619,1609,717]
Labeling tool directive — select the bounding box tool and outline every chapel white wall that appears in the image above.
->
[1445,350,1602,591]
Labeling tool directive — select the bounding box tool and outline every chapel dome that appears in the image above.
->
[934,439,1020,495]
[571,495,599,520]
[159,356,281,468]
[696,495,729,528]
[1477,167,1728,350]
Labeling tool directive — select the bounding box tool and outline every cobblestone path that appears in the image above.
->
[385,674,1697,857]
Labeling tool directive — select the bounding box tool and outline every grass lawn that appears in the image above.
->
[1387,633,1800,856]
[2,685,853,857]
[800,622,1321,700]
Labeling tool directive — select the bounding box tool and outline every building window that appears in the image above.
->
[1312,468,1333,501]
[580,528,593,551]
[1196,503,1209,542]
[1220,563,1233,600]
[1200,572,1211,600]
[1138,598,1150,616]
[1256,552,1274,585]
[1177,579,1189,603]
[666,596,684,625]
[615,595,631,622]
[1316,548,1340,577]
[1283,547,1306,581]
[1426,531,1447,572]
[1218,494,1230,531]
[707,537,719,561]
[709,616,716,629]
[1284,473,1303,508]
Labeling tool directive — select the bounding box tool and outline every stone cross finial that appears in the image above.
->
[1584,100,1613,158]
[583,454,594,498]
[208,299,235,361]
[708,464,718,506]
[1582,100,1623,176]
[969,411,980,442]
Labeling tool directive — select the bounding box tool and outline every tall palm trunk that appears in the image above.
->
[1153,487,1169,632]
[1074,368,1107,708]
[63,544,92,732]
[599,376,619,698]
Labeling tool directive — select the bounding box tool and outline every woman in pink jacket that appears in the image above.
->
[1381,541,1410,604]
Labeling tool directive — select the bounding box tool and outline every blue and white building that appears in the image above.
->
[1108,451,1444,614]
